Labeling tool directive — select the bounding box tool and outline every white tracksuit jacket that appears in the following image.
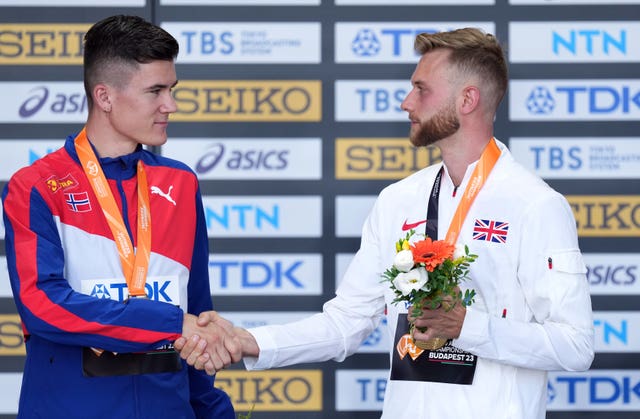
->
[245,140,594,419]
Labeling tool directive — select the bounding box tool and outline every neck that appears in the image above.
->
[439,133,493,186]
[85,118,137,159]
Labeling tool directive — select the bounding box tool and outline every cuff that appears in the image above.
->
[452,307,489,351]
[242,326,277,370]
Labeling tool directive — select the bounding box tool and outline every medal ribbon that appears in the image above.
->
[444,137,501,245]
[74,127,151,297]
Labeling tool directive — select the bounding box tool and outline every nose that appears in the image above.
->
[162,91,178,114]
[400,89,413,113]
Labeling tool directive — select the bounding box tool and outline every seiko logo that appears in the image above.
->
[171,81,321,122]
[0,24,88,65]
[335,138,441,179]
[215,370,322,411]
[0,315,25,355]
[568,195,640,237]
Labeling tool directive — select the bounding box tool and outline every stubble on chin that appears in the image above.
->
[409,106,460,148]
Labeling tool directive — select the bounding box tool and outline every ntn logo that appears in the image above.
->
[205,205,278,229]
[553,29,626,54]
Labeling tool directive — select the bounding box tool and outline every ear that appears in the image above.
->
[93,83,112,113]
[459,85,480,115]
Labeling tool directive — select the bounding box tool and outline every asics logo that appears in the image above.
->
[402,219,427,231]
[150,185,176,206]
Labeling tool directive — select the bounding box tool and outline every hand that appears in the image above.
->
[408,293,466,342]
[176,311,242,375]
[196,311,260,358]
[232,326,260,358]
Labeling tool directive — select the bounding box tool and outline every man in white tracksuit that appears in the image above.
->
[178,27,595,419]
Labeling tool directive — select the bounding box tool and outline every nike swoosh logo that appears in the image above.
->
[402,219,427,231]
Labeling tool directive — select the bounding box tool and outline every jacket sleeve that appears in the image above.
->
[245,196,386,370]
[455,192,595,372]
[186,186,236,418]
[2,174,184,353]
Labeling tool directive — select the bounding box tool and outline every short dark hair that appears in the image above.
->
[414,28,508,112]
[83,15,179,107]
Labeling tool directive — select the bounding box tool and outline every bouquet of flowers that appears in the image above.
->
[382,229,477,348]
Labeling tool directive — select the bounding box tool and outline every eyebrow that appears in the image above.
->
[147,80,179,91]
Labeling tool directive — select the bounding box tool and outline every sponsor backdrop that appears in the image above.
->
[0,0,639,418]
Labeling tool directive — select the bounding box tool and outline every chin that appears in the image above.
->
[151,132,169,146]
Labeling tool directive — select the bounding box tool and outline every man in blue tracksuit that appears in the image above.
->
[2,15,238,418]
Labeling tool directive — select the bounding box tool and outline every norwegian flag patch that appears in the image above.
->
[472,219,509,243]
[64,192,92,213]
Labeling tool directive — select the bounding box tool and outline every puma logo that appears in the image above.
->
[150,185,176,206]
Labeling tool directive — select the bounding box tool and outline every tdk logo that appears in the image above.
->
[351,29,381,57]
[547,381,557,405]
[510,80,640,121]
[526,87,556,115]
[547,371,640,410]
[215,260,304,289]
[358,317,390,353]
[87,281,174,302]
[526,85,640,115]
[349,27,439,58]
[336,22,495,63]
[90,284,111,299]
[209,254,322,296]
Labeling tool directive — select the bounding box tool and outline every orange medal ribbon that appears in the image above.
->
[444,137,501,245]
[74,127,151,297]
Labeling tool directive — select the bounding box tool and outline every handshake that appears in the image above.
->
[176,311,258,375]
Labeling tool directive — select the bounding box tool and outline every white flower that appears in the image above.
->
[453,243,467,260]
[393,249,415,272]
[392,267,428,296]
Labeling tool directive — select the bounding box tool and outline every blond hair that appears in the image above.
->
[414,28,508,112]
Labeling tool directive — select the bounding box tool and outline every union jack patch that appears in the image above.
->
[472,219,509,243]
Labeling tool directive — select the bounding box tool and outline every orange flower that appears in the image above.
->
[410,238,454,272]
